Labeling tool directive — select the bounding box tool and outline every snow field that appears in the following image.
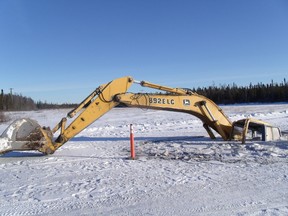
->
[0,104,288,215]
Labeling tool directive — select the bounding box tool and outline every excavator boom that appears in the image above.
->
[0,76,281,155]
[115,93,232,140]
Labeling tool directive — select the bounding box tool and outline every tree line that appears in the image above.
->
[0,89,76,111]
[0,90,36,111]
[192,79,288,104]
[0,78,287,111]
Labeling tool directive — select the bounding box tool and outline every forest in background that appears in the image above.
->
[0,89,77,112]
[0,79,287,112]
[192,79,288,104]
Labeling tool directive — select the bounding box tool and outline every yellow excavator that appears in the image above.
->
[0,76,281,155]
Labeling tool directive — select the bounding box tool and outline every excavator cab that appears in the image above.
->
[231,118,281,143]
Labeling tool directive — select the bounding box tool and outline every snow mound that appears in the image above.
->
[136,138,288,164]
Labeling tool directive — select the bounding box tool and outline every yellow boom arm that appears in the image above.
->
[50,76,134,151]
[47,76,233,154]
[115,93,232,140]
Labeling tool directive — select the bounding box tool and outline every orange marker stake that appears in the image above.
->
[130,124,135,160]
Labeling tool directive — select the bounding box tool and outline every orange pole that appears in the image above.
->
[130,124,135,159]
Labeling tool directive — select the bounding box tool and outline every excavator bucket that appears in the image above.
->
[0,118,54,155]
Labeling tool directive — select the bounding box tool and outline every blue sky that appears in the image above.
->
[1,0,287,103]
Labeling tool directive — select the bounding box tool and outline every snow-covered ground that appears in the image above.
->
[0,104,288,216]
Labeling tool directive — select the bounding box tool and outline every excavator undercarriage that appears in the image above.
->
[0,76,282,155]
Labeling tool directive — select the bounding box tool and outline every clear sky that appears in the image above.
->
[0,0,287,103]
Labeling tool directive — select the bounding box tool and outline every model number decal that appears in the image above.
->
[149,98,175,105]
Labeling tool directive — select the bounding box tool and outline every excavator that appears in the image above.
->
[0,76,281,155]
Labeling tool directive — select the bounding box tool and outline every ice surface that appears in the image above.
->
[0,104,287,216]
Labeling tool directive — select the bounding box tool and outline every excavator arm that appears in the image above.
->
[54,78,233,148]
[0,76,281,155]
[115,93,232,140]
[114,79,233,140]
[49,76,134,153]
[53,78,233,149]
